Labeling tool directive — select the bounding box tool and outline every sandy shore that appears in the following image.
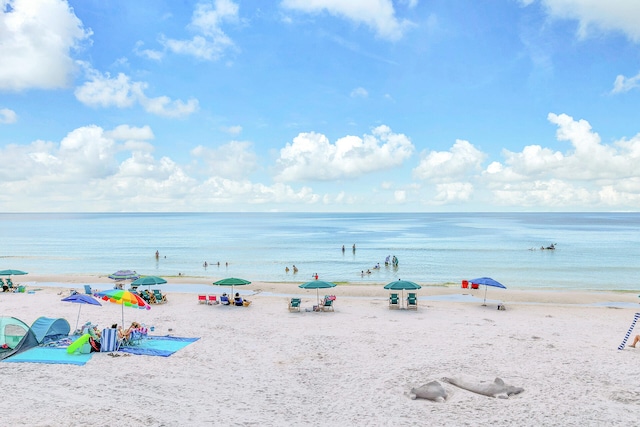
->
[2,275,640,426]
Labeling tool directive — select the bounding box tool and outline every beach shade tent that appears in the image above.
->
[0,316,38,361]
[383,280,422,308]
[213,277,251,298]
[30,317,71,344]
[298,280,337,307]
[131,275,167,291]
[470,277,507,306]
[61,294,102,332]
[96,289,150,328]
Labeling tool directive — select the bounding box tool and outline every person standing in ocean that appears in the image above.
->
[352,244,356,253]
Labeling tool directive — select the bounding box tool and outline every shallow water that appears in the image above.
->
[2,212,640,291]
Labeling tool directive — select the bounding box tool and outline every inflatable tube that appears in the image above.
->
[67,333,90,354]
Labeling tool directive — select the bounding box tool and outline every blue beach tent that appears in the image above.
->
[30,317,70,344]
[0,316,38,360]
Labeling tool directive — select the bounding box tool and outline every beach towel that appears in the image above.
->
[119,335,199,357]
[101,328,119,352]
[3,347,92,365]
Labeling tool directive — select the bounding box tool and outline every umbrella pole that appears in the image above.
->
[483,286,488,306]
[75,305,82,333]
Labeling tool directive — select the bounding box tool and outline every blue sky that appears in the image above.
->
[2,0,640,212]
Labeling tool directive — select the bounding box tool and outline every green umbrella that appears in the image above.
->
[0,269,28,276]
[131,276,167,287]
[299,280,337,306]
[213,277,251,297]
[384,279,422,308]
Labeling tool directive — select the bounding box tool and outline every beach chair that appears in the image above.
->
[100,328,120,352]
[389,293,400,309]
[84,284,94,295]
[207,295,218,305]
[288,298,301,312]
[320,296,335,312]
[198,294,207,304]
[471,283,479,290]
[153,289,167,304]
[407,293,418,310]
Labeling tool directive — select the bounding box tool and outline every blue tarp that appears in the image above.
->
[119,335,199,357]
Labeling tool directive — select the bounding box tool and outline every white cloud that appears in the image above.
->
[413,139,486,182]
[75,68,199,118]
[161,0,239,60]
[0,124,320,211]
[274,125,415,182]
[350,87,368,98]
[0,108,17,124]
[0,0,91,91]
[133,41,163,61]
[221,125,242,135]
[525,0,640,42]
[612,71,640,94]
[481,113,640,208]
[191,140,258,179]
[281,0,414,41]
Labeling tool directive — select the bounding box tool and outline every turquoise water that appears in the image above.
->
[1,212,639,291]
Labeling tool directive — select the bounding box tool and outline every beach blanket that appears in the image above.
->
[3,347,92,365]
[119,335,199,357]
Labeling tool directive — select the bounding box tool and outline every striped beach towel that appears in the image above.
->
[101,328,119,352]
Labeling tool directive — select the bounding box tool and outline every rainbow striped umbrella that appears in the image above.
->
[96,289,150,328]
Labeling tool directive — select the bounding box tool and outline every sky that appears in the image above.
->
[1,0,640,212]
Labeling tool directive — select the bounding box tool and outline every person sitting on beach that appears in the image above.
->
[234,292,244,306]
[220,293,230,305]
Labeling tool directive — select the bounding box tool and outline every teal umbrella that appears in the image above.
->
[131,276,167,287]
[213,277,251,297]
[299,280,337,306]
[384,279,422,308]
[0,269,28,276]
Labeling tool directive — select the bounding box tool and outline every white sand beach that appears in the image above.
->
[2,275,640,426]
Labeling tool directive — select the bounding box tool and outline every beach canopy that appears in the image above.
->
[0,316,38,361]
[0,269,28,276]
[298,280,337,306]
[470,277,507,306]
[213,277,251,297]
[30,317,70,344]
[61,294,102,332]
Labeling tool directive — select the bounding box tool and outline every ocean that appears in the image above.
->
[1,212,639,291]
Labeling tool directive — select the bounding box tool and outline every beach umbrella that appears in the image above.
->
[298,280,337,306]
[384,279,422,308]
[108,270,140,281]
[96,289,150,328]
[470,277,507,306]
[131,275,167,291]
[0,269,28,276]
[61,293,102,332]
[213,277,251,297]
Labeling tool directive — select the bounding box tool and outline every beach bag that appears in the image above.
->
[89,337,101,352]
